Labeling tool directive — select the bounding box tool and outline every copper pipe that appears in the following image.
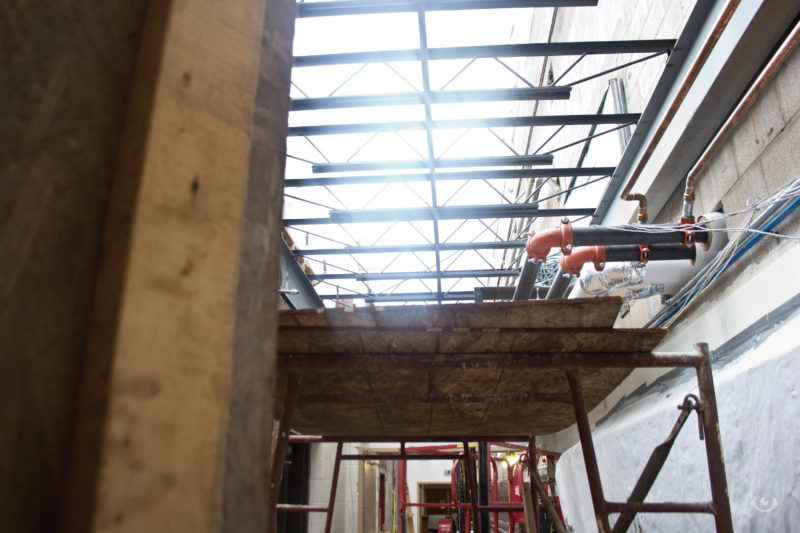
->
[684,18,800,204]
[619,0,743,222]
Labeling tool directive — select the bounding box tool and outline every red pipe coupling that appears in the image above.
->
[525,219,574,261]
[638,244,650,263]
[559,246,606,276]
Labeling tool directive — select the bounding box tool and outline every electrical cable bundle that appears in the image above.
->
[645,175,800,328]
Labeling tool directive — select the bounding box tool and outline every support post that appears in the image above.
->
[462,442,482,533]
[268,374,301,533]
[695,344,734,533]
[58,1,296,532]
[527,440,567,533]
[478,442,490,532]
[527,438,540,533]
[566,370,611,532]
[324,442,344,533]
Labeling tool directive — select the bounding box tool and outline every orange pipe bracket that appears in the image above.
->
[525,219,574,261]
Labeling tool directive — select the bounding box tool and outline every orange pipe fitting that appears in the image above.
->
[559,246,606,276]
[525,219,574,261]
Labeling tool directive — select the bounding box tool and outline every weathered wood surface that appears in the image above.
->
[59,1,294,532]
[276,298,668,436]
[0,3,147,533]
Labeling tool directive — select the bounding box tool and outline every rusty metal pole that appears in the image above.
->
[566,370,611,533]
[324,442,344,533]
[528,438,567,533]
[268,373,301,533]
[695,344,734,533]
[528,438,541,533]
[462,441,483,533]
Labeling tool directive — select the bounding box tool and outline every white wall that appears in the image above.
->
[308,442,360,533]
[549,4,800,531]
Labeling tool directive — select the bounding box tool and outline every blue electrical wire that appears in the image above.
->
[651,194,800,327]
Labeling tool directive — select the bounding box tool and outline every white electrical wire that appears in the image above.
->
[646,175,800,327]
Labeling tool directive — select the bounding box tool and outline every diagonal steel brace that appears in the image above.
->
[611,394,702,533]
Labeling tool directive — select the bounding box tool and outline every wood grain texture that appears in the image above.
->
[0,3,147,533]
[221,1,296,532]
[59,0,284,532]
[275,298,668,437]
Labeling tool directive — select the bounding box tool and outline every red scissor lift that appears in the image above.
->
[391,442,562,533]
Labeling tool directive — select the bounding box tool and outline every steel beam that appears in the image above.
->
[311,154,553,173]
[308,268,519,281]
[297,0,598,18]
[294,41,674,66]
[280,240,323,309]
[293,240,525,256]
[284,167,614,187]
[359,291,475,302]
[290,86,571,111]
[288,114,639,136]
[284,205,595,225]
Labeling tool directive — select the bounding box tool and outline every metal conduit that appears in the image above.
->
[545,267,572,299]
[511,260,541,301]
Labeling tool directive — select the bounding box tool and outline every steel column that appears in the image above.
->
[462,442,482,533]
[695,344,734,533]
[566,370,611,532]
[478,443,490,532]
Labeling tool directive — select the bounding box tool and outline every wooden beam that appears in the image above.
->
[60,1,295,532]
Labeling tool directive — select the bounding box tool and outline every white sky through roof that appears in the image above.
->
[284,3,673,306]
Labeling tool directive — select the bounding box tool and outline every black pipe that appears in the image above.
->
[572,226,708,246]
[545,267,573,299]
[512,260,540,301]
[605,244,696,262]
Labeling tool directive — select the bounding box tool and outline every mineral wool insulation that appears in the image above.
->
[556,312,800,532]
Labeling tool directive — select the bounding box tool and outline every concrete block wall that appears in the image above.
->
[308,443,360,533]
[491,0,694,274]
[617,40,800,329]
